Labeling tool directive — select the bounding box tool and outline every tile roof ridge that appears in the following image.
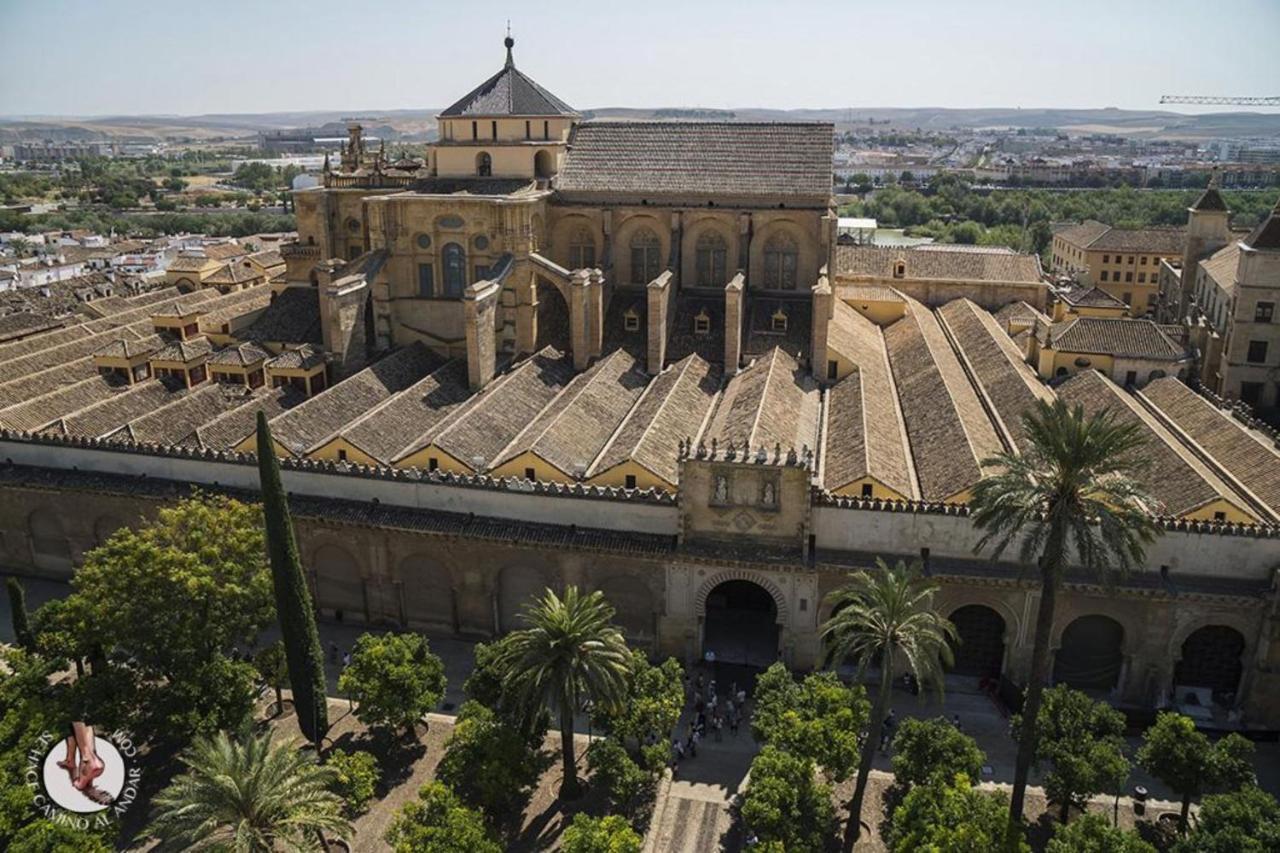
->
[937,300,1019,456]
[490,353,602,469]
[588,353,686,479]
[326,357,464,452]
[1134,385,1280,525]
[873,321,921,500]
[746,347,784,452]
[915,301,993,478]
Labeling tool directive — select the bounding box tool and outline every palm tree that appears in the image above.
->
[497,586,632,799]
[148,728,351,852]
[822,558,956,853]
[969,398,1156,840]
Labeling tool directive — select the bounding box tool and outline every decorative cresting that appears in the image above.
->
[694,570,790,627]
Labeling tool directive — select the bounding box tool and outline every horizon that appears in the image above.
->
[2,0,1278,119]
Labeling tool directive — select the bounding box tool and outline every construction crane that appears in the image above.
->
[1160,95,1280,106]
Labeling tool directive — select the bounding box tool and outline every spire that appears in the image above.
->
[1190,167,1228,213]
[504,22,515,68]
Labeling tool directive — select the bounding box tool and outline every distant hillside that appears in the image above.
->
[2,105,1278,143]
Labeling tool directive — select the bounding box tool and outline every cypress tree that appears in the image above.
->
[5,577,35,650]
[256,411,329,747]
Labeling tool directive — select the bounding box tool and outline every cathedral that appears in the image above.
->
[2,37,1280,731]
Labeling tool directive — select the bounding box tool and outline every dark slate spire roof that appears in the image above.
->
[439,36,576,118]
[1244,198,1280,251]
[1191,171,1229,213]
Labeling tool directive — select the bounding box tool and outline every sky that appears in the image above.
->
[2,0,1278,118]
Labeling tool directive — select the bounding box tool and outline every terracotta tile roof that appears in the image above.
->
[0,374,129,433]
[44,377,189,439]
[152,337,213,364]
[209,341,271,367]
[0,323,148,383]
[1087,227,1185,254]
[743,298,811,361]
[439,54,576,117]
[835,245,1043,283]
[182,386,305,451]
[240,287,322,345]
[590,353,721,486]
[1060,285,1127,309]
[1199,243,1240,292]
[248,249,284,268]
[1053,220,1111,248]
[558,122,834,200]
[938,298,1055,454]
[601,292,647,354]
[0,357,96,409]
[114,383,259,445]
[200,285,273,326]
[883,297,1002,502]
[493,348,649,476]
[204,262,261,286]
[268,343,443,456]
[993,300,1050,331]
[94,335,162,360]
[705,347,821,455]
[1139,378,1280,522]
[1057,370,1253,520]
[266,343,326,371]
[167,255,216,274]
[821,301,916,498]
[1048,317,1185,360]
[666,296,724,364]
[203,243,248,262]
[842,284,906,303]
[338,359,473,464]
[419,347,576,469]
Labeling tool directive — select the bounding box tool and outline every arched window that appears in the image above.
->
[568,227,596,269]
[695,231,728,287]
[629,227,662,286]
[442,243,466,297]
[534,149,553,179]
[762,232,799,290]
[476,152,492,177]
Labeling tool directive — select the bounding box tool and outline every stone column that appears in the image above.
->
[587,269,605,358]
[646,270,673,374]
[464,278,500,390]
[514,263,537,356]
[724,273,744,373]
[569,269,591,371]
[811,273,832,382]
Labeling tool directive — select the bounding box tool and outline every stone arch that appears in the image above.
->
[535,278,571,352]
[550,214,601,269]
[534,149,553,179]
[1173,624,1247,702]
[948,604,1007,678]
[566,225,597,271]
[595,574,656,642]
[695,569,789,627]
[1053,614,1126,692]
[396,553,455,631]
[92,514,125,547]
[309,541,364,620]
[749,219,814,291]
[476,150,492,177]
[28,509,71,572]
[497,562,559,633]
[681,216,736,288]
[614,215,668,287]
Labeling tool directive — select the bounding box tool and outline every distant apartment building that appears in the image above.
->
[1050,221,1184,316]
[12,141,114,161]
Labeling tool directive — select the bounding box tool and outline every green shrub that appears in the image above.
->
[326,749,380,817]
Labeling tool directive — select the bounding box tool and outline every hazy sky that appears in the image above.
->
[3,0,1278,118]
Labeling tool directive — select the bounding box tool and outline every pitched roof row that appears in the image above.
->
[835,245,1043,284]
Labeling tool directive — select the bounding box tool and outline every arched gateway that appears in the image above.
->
[697,573,787,668]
